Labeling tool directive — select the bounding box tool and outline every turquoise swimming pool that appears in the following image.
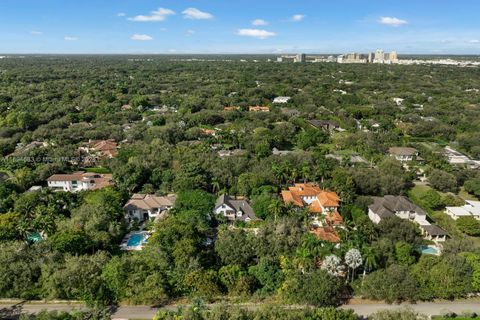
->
[127,232,147,247]
[421,245,439,255]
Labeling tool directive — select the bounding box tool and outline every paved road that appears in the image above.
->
[2,301,480,319]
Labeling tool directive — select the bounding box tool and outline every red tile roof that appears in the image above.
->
[311,227,341,243]
[281,183,340,213]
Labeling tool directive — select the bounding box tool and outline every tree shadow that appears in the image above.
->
[0,301,26,320]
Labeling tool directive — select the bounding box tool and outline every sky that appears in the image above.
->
[0,0,480,54]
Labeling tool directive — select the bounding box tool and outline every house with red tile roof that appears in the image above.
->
[248,106,270,112]
[78,139,118,166]
[281,183,343,242]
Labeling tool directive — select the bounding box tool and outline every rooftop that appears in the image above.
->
[388,147,418,156]
[124,194,177,211]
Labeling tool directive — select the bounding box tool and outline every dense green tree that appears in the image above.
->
[282,269,344,307]
[429,169,457,193]
[361,264,418,303]
[457,216,480,236]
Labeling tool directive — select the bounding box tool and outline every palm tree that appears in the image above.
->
[301,165,311,183]
[271,164,283,185]
[211,177,221,195]
[267,199,284,222]
[362,246,378,280]
[345,248,363,283]
[294,247,314,273]
[321,254,342,276]
[290,167,299,184]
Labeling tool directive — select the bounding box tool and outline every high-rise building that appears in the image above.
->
[389,51,398,62]
[374,49,385,63]
[368,52,374,63]
[295,53,306,63]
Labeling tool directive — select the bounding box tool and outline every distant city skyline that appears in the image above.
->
[1,0,480,54]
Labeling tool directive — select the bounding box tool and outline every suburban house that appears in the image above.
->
[273,96,291,104]
[368,195,448,242]
[78,139,118,165]
[281,183,343,242]
[213,194,259,223]
[272,148,293,156]
[224,106,241,111]
[248,106,270,112]
[388,147,420,162]
[8,141,48,157]
[443,146,480,168]
[445,200,480,220]
[200,128,217,136]
[47,172,114,192]
[326,153,369,166]
[307,119,341,132]
[123,193,177,223]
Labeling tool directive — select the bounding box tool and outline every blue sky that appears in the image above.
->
[0,0,479,54]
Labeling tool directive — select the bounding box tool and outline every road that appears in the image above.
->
[1,301,480,319]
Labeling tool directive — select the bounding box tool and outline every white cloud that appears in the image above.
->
[182,8,213,20]
[469,39,480,43]
[30,31,42,36]
[186,29,196,36]
[252,19,268,26]
[237,28,276,39]
[291,14,305,22]
[379,16,408,27]
[117,12,126,17]
[64,36,78,41]
[130,34,153,41]
[128,8,175,22]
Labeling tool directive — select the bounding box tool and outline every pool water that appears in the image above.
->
[127,233,147,247]
[421,245,439,255]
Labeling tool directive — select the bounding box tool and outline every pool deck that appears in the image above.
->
[119,231,150,251]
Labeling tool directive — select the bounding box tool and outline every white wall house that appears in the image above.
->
[445,200,480,220]
[273,96,291,104]
[214,194,258,223]
[123,194,176,223]
[388,147,419,162]
[368,196,448,242]
[47,172,113,192]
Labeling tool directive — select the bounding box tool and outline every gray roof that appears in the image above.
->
[369,195,426,218]
[215,194,259,221]
[420,224,448,236]
[308,119,339,130]
[388,147,418,156]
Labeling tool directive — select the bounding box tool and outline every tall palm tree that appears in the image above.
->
[301,165,311,183]
[362,246,379,279]
[267,199,284,223]
[211,177,221,195]
[290,167,299,184]
[294,247,314,274]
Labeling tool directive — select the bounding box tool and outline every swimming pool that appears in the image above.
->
[421,245,439,255]
[127,232,148,247]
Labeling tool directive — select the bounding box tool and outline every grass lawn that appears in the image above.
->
[81,167,112,174]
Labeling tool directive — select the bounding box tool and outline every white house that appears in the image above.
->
[388,147,419,162]
[445,200,480,221]
[47,172,113,192]
[273,96,291,104]
[368,195,447,242]
[393,97,404,106]
[123,194,176,223]
[213,194,259,223]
